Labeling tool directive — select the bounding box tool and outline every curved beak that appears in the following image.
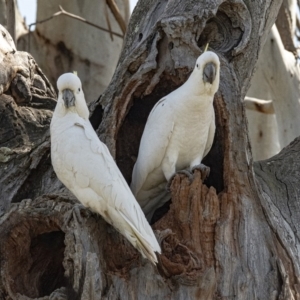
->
[62,89,75,108]
[203,62,216,84]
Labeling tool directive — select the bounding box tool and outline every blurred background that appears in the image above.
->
[18,0,138,24]
[9,0,138,106]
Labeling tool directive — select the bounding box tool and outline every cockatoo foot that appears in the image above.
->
[18,198,32,210]
[191,163,210,180]
[66,204,91,225]
[166,170,193,191]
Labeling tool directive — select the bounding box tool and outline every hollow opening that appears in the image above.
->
[198,6,243,56]
[4,227,67,298]
[202,98,224,193]
[89,98,104,130]
[116,76,180,184]
[29,231,66,297]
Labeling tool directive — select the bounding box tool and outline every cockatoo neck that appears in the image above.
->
[73,93,89,120]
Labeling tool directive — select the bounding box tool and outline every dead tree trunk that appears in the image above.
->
[1,0,299,299]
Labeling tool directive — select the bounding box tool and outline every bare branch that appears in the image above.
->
[244,97,275,114]
[106,0,127,35]
[28,5,123,39]
[104,2,114,41]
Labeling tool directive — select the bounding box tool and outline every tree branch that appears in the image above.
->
[106,0,127,35]
[104,2,114,41]
[244,96,275,114]
[28,5,124,40]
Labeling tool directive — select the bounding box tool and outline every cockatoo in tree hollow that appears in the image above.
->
[50,73,161,264]
[131,51,220,221]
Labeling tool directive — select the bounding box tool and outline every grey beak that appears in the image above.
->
[203,62,216,84]
[62,89,75,108]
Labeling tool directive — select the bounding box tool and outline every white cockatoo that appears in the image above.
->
[131,51,220,221]
[50,73,161,264]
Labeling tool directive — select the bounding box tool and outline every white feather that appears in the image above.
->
[131,51,220,220]
[51,73,161,264]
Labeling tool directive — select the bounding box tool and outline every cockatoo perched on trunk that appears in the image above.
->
[50,73,161,264]
[131,51,220,221]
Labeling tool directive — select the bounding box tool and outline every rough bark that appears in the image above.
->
[1,0,300,299]
[253,137,300,299]
[0,24,60,218]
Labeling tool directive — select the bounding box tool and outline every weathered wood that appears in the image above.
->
[254,137,300,298]
[0,25,58,215]
[2,0,300,299]
[95,0,294,298]
[154,171,220,299]
[0,176,219,299]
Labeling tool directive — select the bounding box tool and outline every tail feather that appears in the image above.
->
[142,190,170,222]
[119,211,161,265]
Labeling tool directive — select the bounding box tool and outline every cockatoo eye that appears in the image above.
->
[78,88,81,92]
[196,64,199,68]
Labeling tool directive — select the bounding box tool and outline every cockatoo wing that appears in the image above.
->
[203,113,216,158]
[52,116,160,262]
[131,97,174,197]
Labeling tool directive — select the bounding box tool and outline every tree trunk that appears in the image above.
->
[1,0,300,299]
[0,1,30,43]
[245,0,300,161]
[245,23,300,160]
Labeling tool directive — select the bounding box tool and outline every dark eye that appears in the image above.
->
[196,64,199,68]
[78,88,81,92]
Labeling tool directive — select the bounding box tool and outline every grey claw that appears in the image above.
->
[191,163,210,180]
[66,204,91,226]
[166,170,193,191]
[18,198,32,210]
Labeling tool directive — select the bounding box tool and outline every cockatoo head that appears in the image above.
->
[191,51,220,95]
[55,73,89,120]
